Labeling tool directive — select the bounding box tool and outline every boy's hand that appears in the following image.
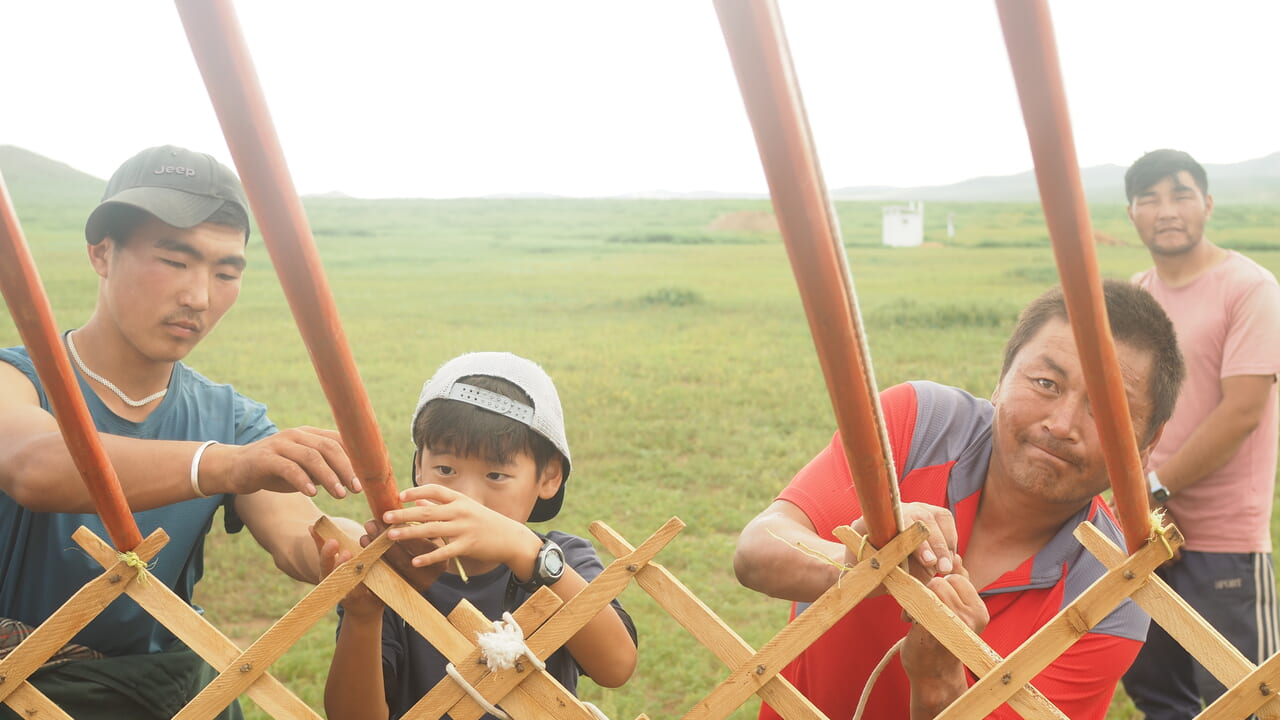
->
[309,523,384,619]
[382,484,539,571]
[362,519,447,591]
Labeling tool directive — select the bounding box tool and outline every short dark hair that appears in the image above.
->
[412,374,560,482]
[999,280,1184,443]
[92,201,250,247]
[1124,149,1208,204]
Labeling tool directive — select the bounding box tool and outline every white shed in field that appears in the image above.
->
[881,201,924,247]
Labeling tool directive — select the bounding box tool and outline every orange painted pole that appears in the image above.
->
[996,0,1150,553]
[173,0,401,518]
[0,173,143,550]
[714,0,902,547]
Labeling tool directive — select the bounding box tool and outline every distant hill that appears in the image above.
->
[613,189,768,200]
[477,192,569,200]
[4,144,1277,205]
[0,145,103,208]
[830,152,1280,205]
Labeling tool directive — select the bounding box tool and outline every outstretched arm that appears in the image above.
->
[1149,373,1274,496]
[0,363,361,513]
[545,562,638,688]
[734,500,846,603]
[236,492,365,583]
[735,500,959,603]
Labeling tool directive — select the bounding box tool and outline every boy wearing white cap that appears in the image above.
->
[321,352,638,720]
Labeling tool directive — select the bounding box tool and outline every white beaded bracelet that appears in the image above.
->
[190,440,220,498]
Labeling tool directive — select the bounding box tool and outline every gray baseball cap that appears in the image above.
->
[85,145,250,244]
[412,352,572,522]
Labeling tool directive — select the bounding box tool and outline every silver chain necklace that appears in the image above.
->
[66,331,168,408]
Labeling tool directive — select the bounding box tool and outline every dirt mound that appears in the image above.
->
[1094,230,1129,247]
[707,211,779,233]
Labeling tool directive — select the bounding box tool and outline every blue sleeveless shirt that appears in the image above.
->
[0,345,276,656]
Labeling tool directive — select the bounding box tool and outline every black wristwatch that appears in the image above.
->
[512,536,565,593]
[1147,470,1170,504]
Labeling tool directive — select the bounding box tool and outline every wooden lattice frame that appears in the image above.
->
[3,0,1280,718]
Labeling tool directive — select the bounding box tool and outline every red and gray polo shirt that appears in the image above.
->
[760,381,1148,720]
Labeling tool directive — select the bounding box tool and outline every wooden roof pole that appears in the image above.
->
[996,0,1151,552]
[0,174,143,550]
[714,0,903,548]
[173,0,401,518]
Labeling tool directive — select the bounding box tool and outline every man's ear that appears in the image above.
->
[1139,423,1166,467]
[1126,202,1136,225]
[87,239,112,278]
[538,456,564,500]
[1204,193,1214,222]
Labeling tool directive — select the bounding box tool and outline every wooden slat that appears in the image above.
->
[593,521,828,720]
[854,528,1067,720]
[405,590,564,720]
[1198,652,1280,719]
[445,518,685,720]
[172,529,392,720]
[75,527,322,719]
[1,684,75,720]
[311,518,567,719]
[712,0,902,548]
[0,530,166,704]
[936,523,1182,718]
[0,172,141,550]
[427,597,600,720]
[994,0,1150,552]
[1075,522,1280,720]
[681,523,926,720]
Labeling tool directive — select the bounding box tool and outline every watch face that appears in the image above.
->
[542,545,565,578]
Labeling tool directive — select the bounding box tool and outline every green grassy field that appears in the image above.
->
[3,197,1279,719]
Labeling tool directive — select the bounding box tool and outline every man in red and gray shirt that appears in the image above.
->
[736,280,1184,719]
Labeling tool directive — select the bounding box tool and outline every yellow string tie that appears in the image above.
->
[115,551,151,585]
[767,528,855,585]
[1148,508,1174,560]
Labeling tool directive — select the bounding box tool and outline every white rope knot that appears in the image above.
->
[444,612,614,720]
[477,612,545,673]
[443,612,557,720]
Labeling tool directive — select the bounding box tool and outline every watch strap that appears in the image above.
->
[511,535,564,594]
[1147,470,1170,502]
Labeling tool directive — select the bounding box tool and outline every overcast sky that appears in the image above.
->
[3,2,1276,198]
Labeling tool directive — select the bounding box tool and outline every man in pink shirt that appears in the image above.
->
[1123,148,1280,717]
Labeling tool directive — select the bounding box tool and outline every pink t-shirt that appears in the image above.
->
[1134,251,1280,553]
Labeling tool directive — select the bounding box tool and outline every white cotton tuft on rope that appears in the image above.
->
[477,612,545,672]
[450,612,615,720]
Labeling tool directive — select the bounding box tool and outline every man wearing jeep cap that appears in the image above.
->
[0,145,363,719]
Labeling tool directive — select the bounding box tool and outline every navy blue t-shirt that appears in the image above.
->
[338,530,636,720]
[0,345,277,656]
